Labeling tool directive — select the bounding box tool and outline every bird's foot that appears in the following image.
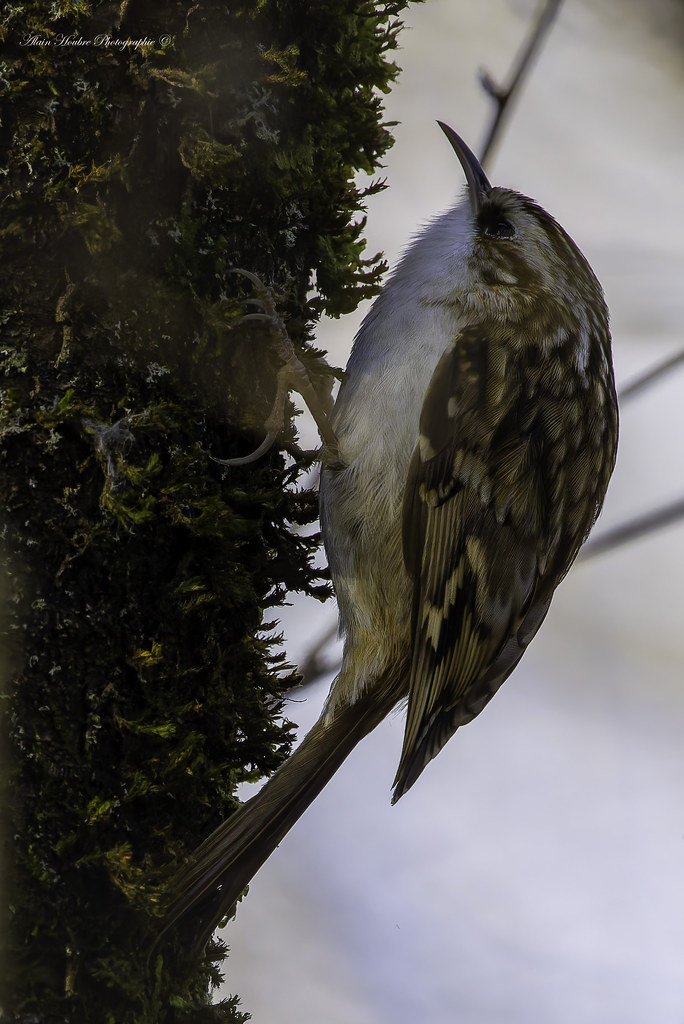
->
[214,269,341,467]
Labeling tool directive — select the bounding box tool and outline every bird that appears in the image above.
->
[160,123,618,952]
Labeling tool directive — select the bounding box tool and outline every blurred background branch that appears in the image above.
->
[479,0,563,170]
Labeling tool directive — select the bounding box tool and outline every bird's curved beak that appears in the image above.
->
[437,122,491,216]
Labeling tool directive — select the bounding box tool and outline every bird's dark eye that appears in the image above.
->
[477,204,517,240]
[484,218,516,239]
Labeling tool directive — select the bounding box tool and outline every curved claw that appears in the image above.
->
[230,268,264,288]
[211,432,279,467]
[230,268,277,318]
[239,313,275,325]
[212,359,289,466]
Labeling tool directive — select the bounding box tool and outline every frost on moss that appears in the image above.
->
[0,1,415,1021]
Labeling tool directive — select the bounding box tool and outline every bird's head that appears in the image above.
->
[436,122,607,339]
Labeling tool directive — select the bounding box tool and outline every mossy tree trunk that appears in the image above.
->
[0,2,413,1020]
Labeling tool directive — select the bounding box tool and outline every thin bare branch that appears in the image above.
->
[579,496,684,560]
[619,346,684,402]
[574,351,684,554]
[297,620,339,688]
[479,0,563,171]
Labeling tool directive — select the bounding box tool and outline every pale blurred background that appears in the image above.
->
[219,1,684,1020]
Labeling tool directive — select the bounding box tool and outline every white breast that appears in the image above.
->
[319,202,473,708]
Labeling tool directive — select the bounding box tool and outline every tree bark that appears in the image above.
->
[0,2,412,1019]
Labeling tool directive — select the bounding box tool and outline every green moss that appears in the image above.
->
[0,0,419,1020]
[178,130,243,181]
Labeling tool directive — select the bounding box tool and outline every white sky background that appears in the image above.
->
[219,1,684,1020]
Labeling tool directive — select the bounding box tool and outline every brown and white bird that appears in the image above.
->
[162,123,618,950]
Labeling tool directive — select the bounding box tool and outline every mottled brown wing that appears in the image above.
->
[393,327,551,801]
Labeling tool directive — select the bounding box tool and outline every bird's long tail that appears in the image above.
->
[160,684,398,953]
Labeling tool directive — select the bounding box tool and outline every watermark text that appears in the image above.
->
[20,32,172,50]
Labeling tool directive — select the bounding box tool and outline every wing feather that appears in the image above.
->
[393,327,545,801]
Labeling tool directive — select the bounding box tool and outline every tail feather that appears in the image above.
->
[160,686,397,953]
[391,707,459,804]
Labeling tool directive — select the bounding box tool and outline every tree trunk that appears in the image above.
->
[0,2,412,1020]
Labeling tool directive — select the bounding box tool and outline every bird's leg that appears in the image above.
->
[214,269,341,467]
